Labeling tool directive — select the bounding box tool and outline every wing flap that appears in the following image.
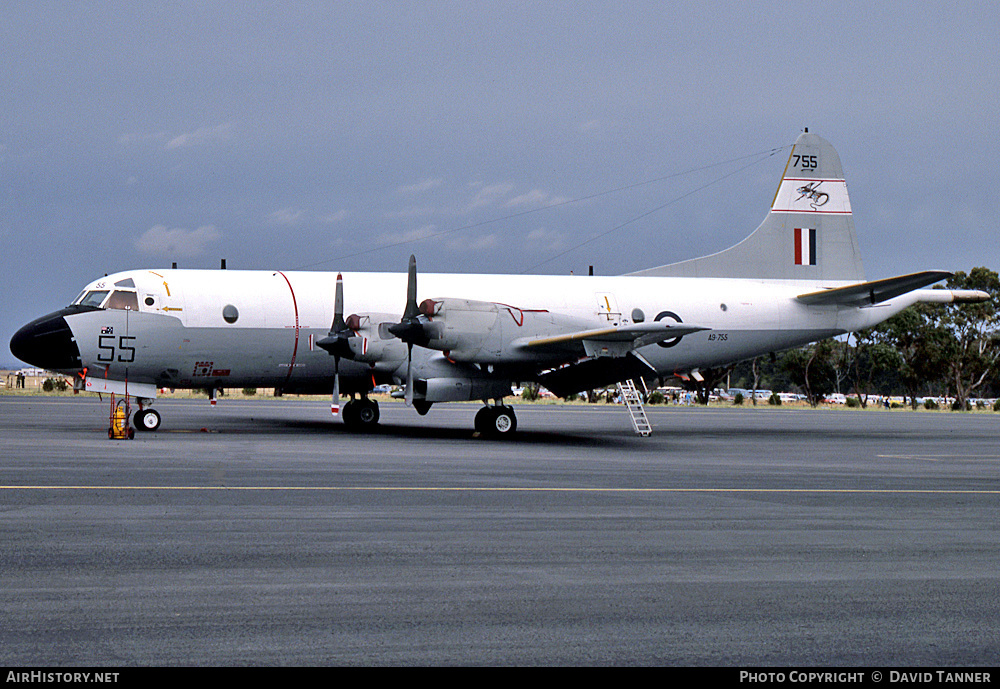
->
[516,321,709,357]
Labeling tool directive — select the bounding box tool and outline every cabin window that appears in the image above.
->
[105,290,139,311]
[78,290,109,308]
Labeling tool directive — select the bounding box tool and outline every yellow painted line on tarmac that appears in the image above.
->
[1,485,999,495]
[878,454,1000,462]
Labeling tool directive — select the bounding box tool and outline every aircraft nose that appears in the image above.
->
[9,310,83,371]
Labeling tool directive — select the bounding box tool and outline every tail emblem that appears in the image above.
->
[795,182,829,210]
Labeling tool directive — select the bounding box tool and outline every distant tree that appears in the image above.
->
[937,268,1000,409]
[874,305,950,407]
[870,267,1000,408]
[521,383,541,401]
[846,327,903,408]
[750,357,762,406]
[678,364,735,404]
[779,339,838,406]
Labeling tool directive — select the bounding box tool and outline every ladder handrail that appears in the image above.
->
[617,379,652,436]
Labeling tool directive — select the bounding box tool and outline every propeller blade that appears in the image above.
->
[332,273,346,333]
[402,255,419,321]
[316,272,353,358]
[332,367,341,417]
[387,255,430,345]
[404,344,414,406]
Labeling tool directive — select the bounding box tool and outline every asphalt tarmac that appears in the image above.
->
[2,395,998,666]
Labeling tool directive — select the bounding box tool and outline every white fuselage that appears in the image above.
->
[59,267,919,397]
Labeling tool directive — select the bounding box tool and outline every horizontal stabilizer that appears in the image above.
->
[796,271,953,306]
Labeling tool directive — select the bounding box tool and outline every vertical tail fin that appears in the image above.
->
[631,131,866,282]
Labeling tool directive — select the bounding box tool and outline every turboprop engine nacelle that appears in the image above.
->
[416,298,590,363]
[344,312,409,364]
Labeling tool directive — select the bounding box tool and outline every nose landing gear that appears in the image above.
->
[134,407,162,432]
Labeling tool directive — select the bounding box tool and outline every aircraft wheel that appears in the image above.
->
[477,406,517,437]
[135,408,161,432]
[356,398,380,426]
[492,406,517,436]
[341,400,359,427]
[474,407,492,434]
[342,399,379,431]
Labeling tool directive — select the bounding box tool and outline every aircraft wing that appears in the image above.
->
[795,271,954,306]
[515,321,710,358]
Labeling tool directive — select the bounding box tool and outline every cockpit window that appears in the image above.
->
[114,278,136,288]
[78,290,109,307]
[105,290,139,311]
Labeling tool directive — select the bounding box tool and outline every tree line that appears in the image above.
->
[695,268,1000,409]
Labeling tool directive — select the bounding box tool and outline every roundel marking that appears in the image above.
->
[654,310,683,348]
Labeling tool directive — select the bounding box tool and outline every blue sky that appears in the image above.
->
[3,2,998,365]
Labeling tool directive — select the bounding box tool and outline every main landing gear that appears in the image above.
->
[474,404,517,438]
[341,396,380,431]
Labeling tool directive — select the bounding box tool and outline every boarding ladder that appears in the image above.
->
[617,379,652,436]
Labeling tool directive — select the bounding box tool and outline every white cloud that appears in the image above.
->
[135,225,222,257]
[447,233,499,252]
[506,189,549,208]
[268,207,306,226]
[382,206,437,220]
[466,182,514,211]
[164,123,233,150]
[118,131,169,147]
[376,225,440,245]
[318,209,348,223]
[506,189,573,209]
[397,178,443,195]
[525,227,568,252]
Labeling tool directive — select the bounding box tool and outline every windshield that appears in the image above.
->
[105,290,139,311]
[78,290,109,308]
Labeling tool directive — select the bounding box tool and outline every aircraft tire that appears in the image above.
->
[342,399,380,431]
[474,407,491,434]
[356,398,380,426]
[135,408,161,432]
[341,400,359,427]
[477,405,517,438]
[492,406,517,436]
